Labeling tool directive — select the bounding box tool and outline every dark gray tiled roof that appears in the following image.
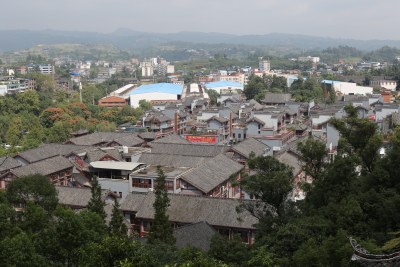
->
[112,134,144,147]
[120,192,258,229]
[0,157,21,173]
[230,138,270,159]
[11,156,73,177]
[68,132,144,147]
[275,151,301,176]
[138,153,206,168]
[150,143,225,157]
[173,221,217,251]
[15,144,94,164]
[151,134,190,144]
[86,148,122,163]
[206,116,229,123]
[248,99,264,110]
[143,113,171,123]
[138,132,157,140]
[246,117,265,126]
[181,154,244,193]
[56,186,115,208]
[262,93,291,104]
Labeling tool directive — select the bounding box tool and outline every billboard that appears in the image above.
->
[185,135,217,144]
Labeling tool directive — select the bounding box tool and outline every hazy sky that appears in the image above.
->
[1,0,399,40]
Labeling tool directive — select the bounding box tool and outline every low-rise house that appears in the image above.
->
[90,161,145,198]
[247,110,286,136]
[66,132,144,147]
[130,165,190,194]
[310,104,345,149]
[261,93,291,106]
[179,154,243,198]
[56,186,117,210]
[98,96,127,107]
[120,192,258,244]
[0,156,74,188]
[84,148,123,163]
[138,153,207,168]
[150,134,190,145]
[206,116,230,142]
[14,144,94,165]
[141,112,174,135]
[0,157,21,176]
[227,138,272,164]
[149,143,225,158]
[370,79,397,91]
[375,104,399,125]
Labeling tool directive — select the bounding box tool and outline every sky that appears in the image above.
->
[1,0,399,40]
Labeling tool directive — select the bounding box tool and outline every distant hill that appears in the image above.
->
[2,29,400,52]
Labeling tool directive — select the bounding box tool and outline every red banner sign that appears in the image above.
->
[185,135,217,143]
[368,114,376,121]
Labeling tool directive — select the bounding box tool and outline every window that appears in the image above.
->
[132,178,151,188]
[166,181,174,191]
[238,133,241,139]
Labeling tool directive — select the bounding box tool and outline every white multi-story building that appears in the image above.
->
[39,64,54,75]
[298,56,320,64]
[141,61,153,77]
[370,80,397,91]
[215,73,245,86]
[259,58,271,72]
[0,77,35,96]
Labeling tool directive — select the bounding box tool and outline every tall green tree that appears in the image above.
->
[87,176,106,222]
[330,105,382,173]
[148,166,175,245]
[109,199,128,237]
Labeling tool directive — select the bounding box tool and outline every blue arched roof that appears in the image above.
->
[129,83,182,95]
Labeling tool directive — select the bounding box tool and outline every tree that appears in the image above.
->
[209,235,250,266]
[6,174,58,214]
[241,156,293,217]
[247,246,276,267]
[244,75,266,100]
[0,232,48,267]
[109,199,128,237]
[87,176,106,221]
[45,121,72,143]
[297,137,328,181]
[207,89,219,106]
[330,105,382,173]
[6,116,24,147]
[148,166,175,245]
[139,99,152,111]
[79,236,155,267]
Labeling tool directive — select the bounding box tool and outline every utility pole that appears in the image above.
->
[79,82,83,103]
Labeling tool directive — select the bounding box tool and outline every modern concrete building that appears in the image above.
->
[128,83,183,108]
[204,81,243,94]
